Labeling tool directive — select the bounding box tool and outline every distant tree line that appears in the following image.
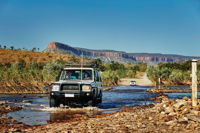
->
[0,44,40,52]
[1,49,196,87]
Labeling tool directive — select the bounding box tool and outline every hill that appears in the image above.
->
[44,42,200,64]
[0,49,81,94]
[0,49,79,64]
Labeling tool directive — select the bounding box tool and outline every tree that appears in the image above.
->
[130,65,140,71]
[0,45,1,49]
[146,66,160,86]
[10,46,14,50]
[32,47,36,52]
[146,66,171,86]
[138,62,147,72]
[169,70,184,84]
[91,58,106,71]
[109,61,125,71]
[159,67,171,84]
[3,46,6,49]
[101,70,120,86]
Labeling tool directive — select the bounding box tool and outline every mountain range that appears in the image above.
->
[44,42,199,64]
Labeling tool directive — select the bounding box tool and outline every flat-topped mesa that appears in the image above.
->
[44,42,200,63]
[47,42,57,49]
[45,42,83,55]
[46,42,75,51]
[45,42,128,57]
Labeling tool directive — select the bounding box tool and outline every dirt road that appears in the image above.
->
[118,73,153,86]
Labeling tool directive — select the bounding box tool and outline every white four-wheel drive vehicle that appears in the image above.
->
[49,64,102,107]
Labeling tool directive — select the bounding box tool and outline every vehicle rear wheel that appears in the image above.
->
[50,97,59,107]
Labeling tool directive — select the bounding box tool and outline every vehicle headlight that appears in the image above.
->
[52,85,60,91]
[82,85,92,92]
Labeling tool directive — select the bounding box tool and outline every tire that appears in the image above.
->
[88,96,96,107]
[50,97,59,107]
[97,91,102,104]
[87,100,94,107]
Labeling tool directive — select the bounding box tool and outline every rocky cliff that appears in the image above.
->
[44,42,199,63]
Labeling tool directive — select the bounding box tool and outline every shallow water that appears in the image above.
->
[0,86,199,126]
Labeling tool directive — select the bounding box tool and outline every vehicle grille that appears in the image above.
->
[61,84,80,93]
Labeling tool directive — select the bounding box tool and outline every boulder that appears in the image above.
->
[173,100,187,109]
[190,110,200,116]
[165,120,177,126]
[181,107,190,115]
[183,96,189,101]
[0,101,5,105]
[188,115,200,122]
[165,106,174,114]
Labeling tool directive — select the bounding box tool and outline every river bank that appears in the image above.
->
[0,81,50,94]
[0,86,48,94]
[1,95,200,133]
[148,88,200,93]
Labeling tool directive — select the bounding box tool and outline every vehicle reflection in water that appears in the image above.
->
[49,109,101,122]
[49,112,78,122]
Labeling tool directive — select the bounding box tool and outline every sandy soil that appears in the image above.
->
[118,73,153,86]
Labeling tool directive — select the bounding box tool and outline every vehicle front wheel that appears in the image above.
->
[87,99,96,107]
[50,97,59,107]
[97,91,102,104]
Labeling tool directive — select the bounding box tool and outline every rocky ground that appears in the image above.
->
[0,101,31,132]
[148,88,200,93]
[1,96,200,133]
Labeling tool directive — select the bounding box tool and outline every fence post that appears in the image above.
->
[191,59,198,106]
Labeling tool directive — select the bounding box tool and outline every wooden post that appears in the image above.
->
[158,78,161,89]
[191,59,198,106]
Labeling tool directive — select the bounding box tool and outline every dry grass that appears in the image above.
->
[0,49,78,64]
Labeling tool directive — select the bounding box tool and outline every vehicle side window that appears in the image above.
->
[83,70,92,80]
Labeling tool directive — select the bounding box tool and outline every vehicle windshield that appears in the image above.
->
[60,69,93,80]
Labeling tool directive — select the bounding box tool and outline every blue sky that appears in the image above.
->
[0,0,200,56]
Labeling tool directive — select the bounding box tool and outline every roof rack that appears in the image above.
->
[65,63,97,68]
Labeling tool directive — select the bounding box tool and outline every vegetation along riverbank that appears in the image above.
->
[0,48,147,93]
[1,48,200,93]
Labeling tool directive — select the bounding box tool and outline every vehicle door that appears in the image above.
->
[94,70,102,94]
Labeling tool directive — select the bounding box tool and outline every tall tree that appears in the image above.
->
[32,47,36,52]
[10,46,14,50]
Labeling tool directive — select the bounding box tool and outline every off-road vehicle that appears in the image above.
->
[49,64,102,107]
